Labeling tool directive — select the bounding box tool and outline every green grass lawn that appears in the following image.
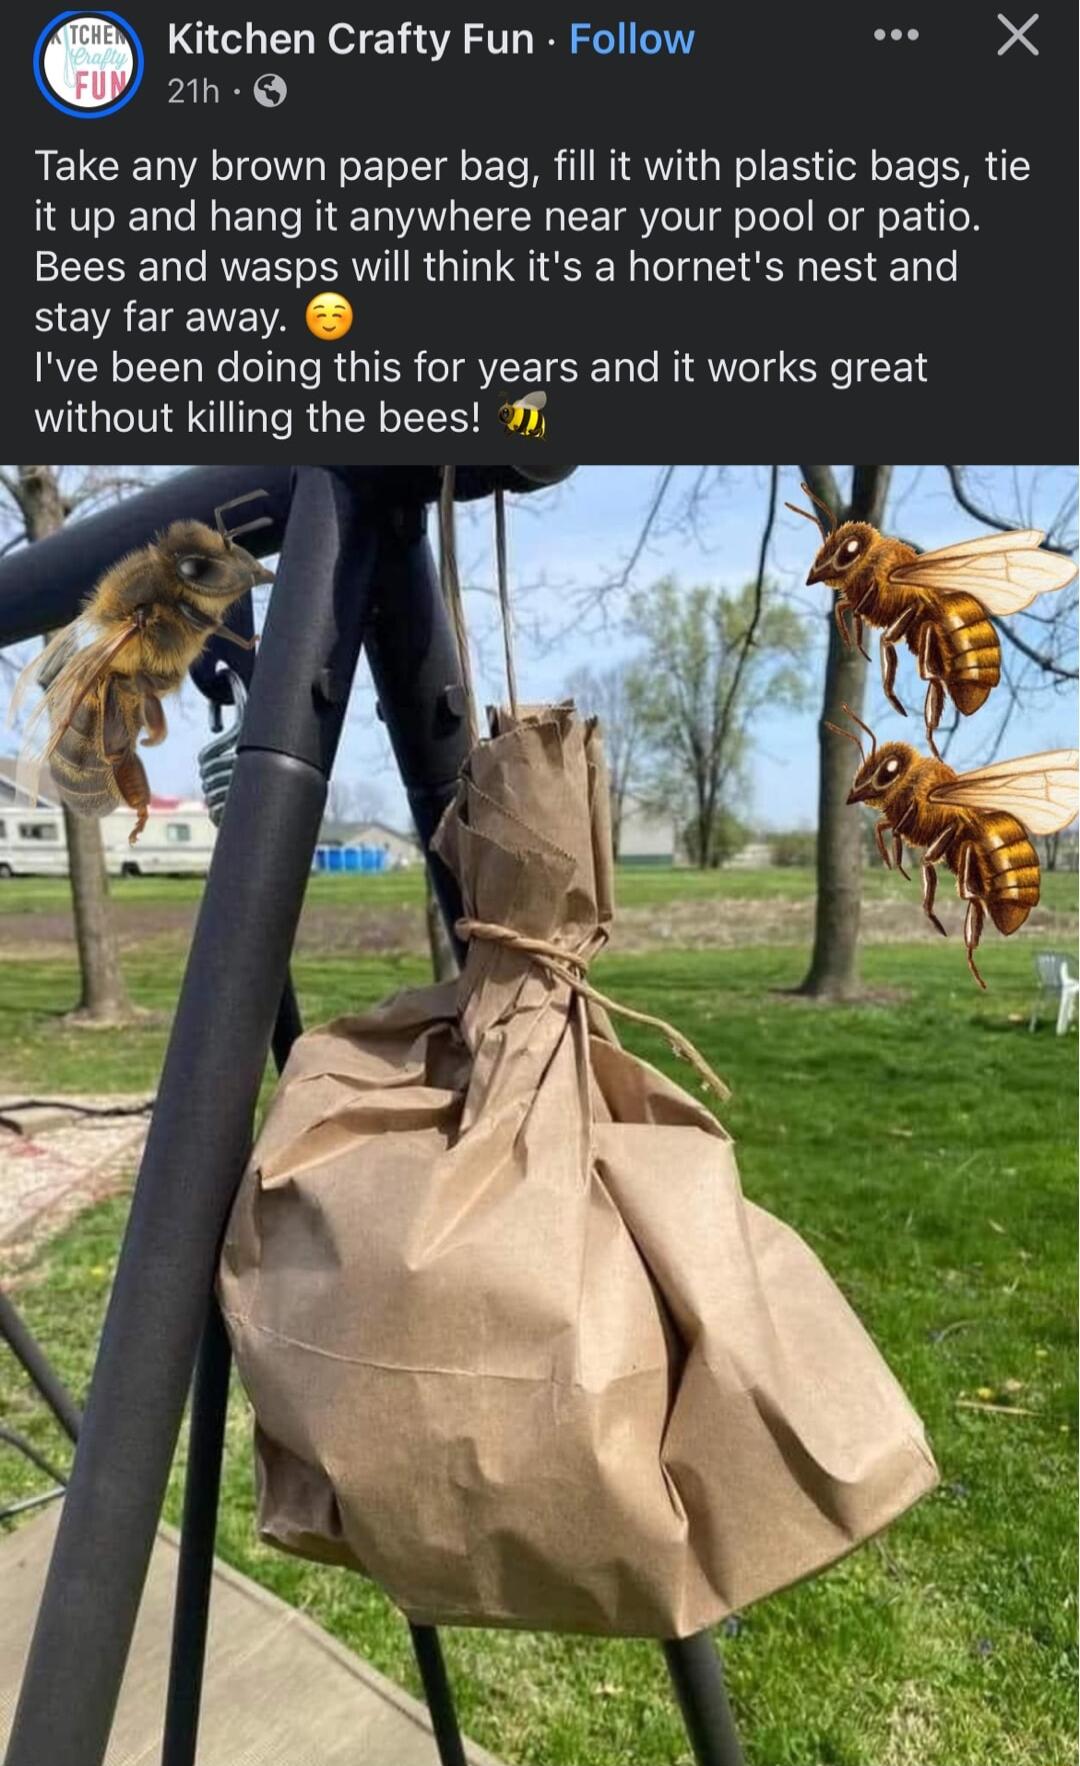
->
[2,865,1074,918]
[1,933,1075,1765]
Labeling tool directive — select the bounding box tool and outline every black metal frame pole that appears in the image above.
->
[160,982,314,1766]
[162,591,307,1766]
[161,505,475,1766]
[160,1301,232,1766]
[408,1624,469,1766]
[3,467,381,1766]
[365,502,474,956]
[0,467,293,645]
[0,463,573,648]
[663,1635,746,1766]
[0,1286,81,1443]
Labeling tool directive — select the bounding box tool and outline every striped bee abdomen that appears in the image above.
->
[48,689,121,819]
[973,812,1041,935]
[940,592,1000,715]
[501,405,545,439]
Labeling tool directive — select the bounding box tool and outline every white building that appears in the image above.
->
[617,796,677,865]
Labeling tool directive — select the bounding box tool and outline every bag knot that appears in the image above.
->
[456,917,730,1103]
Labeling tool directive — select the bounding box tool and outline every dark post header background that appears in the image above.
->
[8,1,1079,465]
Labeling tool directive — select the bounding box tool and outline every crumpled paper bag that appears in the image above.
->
[219,706,936,1636]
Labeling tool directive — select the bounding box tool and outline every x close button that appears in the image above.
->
[997,12,1039,54]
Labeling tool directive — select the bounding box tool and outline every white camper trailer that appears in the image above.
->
[102,798,217,876]
[0,804,68,877]
[0,759,216,878]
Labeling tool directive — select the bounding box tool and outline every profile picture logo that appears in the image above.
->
[34,10,144,118]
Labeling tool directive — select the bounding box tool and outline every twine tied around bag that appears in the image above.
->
[455,916,730,1103]
[438,465,480,747]
[438,469,519,734]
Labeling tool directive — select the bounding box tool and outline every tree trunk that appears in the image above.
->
[609,783,624,861]
[799,465,893,999]
[64,808,133,1019]
[16,465,135,1023]
[425,869,457,984]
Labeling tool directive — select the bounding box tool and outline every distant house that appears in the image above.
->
[316,819,420,870]
[726,840,775,870]
[617,797,677,865]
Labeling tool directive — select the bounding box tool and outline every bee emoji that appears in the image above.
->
[498,391,546,439]
[831,704,1078,988]
[10,492,273,845]
[788,483,1077,758]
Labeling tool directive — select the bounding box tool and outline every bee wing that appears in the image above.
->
[6,618,86,727]
[928,748,1080,836]
[888,529,1077,615]
[512,392,547,411]
[11,616,140,805]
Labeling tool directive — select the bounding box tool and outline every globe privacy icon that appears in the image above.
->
[253,72,287,106]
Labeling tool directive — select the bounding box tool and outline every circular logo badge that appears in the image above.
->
[34,10,143,118]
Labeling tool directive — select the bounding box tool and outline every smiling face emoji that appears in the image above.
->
[305,292,353,341]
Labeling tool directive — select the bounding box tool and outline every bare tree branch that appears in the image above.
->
[710,466,779,782]
[599,465,677,599]
[997,618,1078,681]
[943,466,1074,557]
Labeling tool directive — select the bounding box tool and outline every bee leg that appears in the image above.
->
[833,596,854,649]
[920,860,948,938]
[956,843,989,990]
[853,614,871,662]
[923,822,956,864]
[891,801,917,879]
[880,638,908,717]
[916,623,947,758]
[111,750,151,846]
[962,899,987,989]
[880,606,916,716]
[874,817,893,869]
[924,679,946,759]
[139,690,167,748]
[216,627,258,651]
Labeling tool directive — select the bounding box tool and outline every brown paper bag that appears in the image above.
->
[219,706,937,1637]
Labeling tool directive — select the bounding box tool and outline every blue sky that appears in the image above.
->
[4,464,1077,831]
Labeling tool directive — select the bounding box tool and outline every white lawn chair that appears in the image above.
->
[1028,951,1080,1034]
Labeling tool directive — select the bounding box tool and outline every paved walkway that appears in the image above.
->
[0,1507,503,1766]
[0,1093,151,1253]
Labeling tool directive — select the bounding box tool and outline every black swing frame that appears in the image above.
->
[0,463,744,1766]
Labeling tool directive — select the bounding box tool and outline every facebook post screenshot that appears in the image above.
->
[0,7,1076,1766]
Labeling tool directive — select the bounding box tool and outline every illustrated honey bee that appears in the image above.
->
[498,390,546,439]
[831,704,1078,988]
[788,483,1077,757]
[10,493,273,845]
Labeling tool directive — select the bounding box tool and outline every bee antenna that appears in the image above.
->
[784,501,824,527]
[214,489,274,547]
[840,701,878,758]
[824,719,865,762]
[792,479,838,540]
